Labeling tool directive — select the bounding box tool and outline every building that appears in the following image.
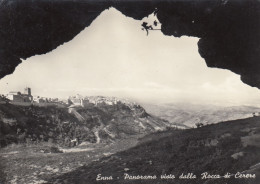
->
[24,87,31,96]
[33,96,47,103]
[6,87,33,103]
[86,96,120,106]
[68,94,84,106]
[68,94,91,107]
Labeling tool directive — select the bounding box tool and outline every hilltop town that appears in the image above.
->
[1,87,260,184]
[0,87,137,108]
[0,87,171,148]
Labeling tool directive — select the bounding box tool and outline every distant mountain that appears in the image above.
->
[0,98,170,147]
[142,103,260,128]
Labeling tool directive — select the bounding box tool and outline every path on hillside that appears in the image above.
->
[68,107,85,122]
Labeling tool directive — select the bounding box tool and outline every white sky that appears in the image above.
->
[1,7,260,106]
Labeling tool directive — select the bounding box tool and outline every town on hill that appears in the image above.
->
[0,87,137,108]
[1,87,260,184]
[0,86,173,147]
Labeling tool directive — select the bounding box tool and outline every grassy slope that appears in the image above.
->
[48,116,260,184]
[0,103,168,147]
[0,104,97,147]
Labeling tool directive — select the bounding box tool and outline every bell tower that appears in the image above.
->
[24,87,31,96]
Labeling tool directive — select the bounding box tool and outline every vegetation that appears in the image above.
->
[1,103,259,184]
[48,116,260,184]
[0,102,168,148]
[0,104,96,147]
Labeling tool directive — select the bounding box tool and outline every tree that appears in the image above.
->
[195,122,204,128]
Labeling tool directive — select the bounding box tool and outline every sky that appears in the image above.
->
[1,7,260,106]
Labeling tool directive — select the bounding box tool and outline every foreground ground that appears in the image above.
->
[1,116,260,184]
[48,116,260,184]
[0,135,142,184]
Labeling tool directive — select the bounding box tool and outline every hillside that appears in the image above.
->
[142,103,260,128]
[48,116,260,184]
[0,101,169,147]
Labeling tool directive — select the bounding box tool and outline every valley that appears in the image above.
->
[142,103,260,128]
[0,98,259,184]
[0,100,169,148]
[48,116,260,184]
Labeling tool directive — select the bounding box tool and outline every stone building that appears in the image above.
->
[68,94,91,107]
[6,87,33,103]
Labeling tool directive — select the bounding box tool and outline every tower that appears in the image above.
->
[24,87,31,96]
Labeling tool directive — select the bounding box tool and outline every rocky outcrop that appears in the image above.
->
[0,100,169,147]
[0,1,259,88]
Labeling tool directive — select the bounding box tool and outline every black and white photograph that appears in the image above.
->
[0,0,259,183]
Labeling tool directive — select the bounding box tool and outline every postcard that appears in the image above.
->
[0,1,259,184]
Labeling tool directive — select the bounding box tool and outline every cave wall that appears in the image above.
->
[0,0,259,88]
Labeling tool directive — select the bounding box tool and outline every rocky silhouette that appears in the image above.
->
[0,0,259,88]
